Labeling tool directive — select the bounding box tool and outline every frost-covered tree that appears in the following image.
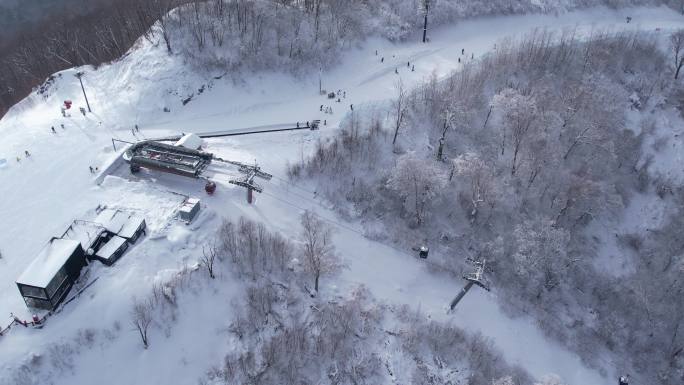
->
[387,152,447,225]
[492,376,516,385]
[130,298,153,348]
[392,78,409,145]
[534,374,566,385]
[200,243,217,279]
[491,88,538,175]
[513,219,572,297]
[451,152,497,221]
[299,210,339,294]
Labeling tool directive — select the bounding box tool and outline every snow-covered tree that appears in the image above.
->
[513,219,571,297]
[130,297,154,349]
[299,210,340,294]
[392,78,409,145]
[451,152,497,220]
[387,152,447,225]
[534,374,566,385]
[492,376,516,385]
[491,88,538,175]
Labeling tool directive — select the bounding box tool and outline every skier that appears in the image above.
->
[296,122,300,128]
[350,104,354,111]
[89,166,94,173]
[458,58,461,63]
[343,91,346,98]
[337,98,341,103]
[626,16,632,23]
[381,57,384,63]
[306,121,310,128]
[51,126,56,133]
[395,68,398,74]
[320,104,323,112]
[24,150,30,157]
[407,61,410,67]
[131,128,135,135]
[135,124,140,132]
[375,50,378,56]
[461,48,465,55]
[412,65,415,72]
[324,120,327,126]
[472,53,474,60]
[60,123,65,129]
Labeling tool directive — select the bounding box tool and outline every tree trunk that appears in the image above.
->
[393,115,402,144]
[422,2,429,43]
[483,106,492,129]
[511,144,520,175]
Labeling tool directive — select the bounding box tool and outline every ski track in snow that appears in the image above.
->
[0,5,683,385]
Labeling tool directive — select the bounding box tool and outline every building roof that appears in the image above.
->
[17,239,82,288]
[175,133,203,150]
[95,209,144,239]
[95,236,127,261]
[179,198,200,214]
[119,215,145,239]
[61,221,105,252]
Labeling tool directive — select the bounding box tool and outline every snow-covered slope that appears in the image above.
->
[1,6,683,385]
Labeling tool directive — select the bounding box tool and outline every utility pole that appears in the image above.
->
[449,257,491,311]
[422,0,430,43]
[74,72,91,112]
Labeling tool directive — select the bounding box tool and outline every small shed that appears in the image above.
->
[93,235,128,265]
[16,239,87,310]
[175,133,203,150]
[95,209,147,244]
[179,198,201,223]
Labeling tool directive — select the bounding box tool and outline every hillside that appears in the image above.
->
[0,4,683,385]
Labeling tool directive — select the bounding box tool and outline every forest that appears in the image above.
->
[289,29,684,384]
[1,0,681,117]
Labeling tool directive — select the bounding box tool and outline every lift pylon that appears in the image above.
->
[449,258,491,311]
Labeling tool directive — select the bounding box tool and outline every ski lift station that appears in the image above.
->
[123,139,272,204]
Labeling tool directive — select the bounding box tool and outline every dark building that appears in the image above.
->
[16,238,87,311]
[92,235,129,266]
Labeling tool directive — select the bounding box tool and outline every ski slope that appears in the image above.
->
[0,5,683,385]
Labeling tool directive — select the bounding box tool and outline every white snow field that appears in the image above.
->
[1,5,683,385]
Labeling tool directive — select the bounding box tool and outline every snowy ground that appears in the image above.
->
[1,5,683,385]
